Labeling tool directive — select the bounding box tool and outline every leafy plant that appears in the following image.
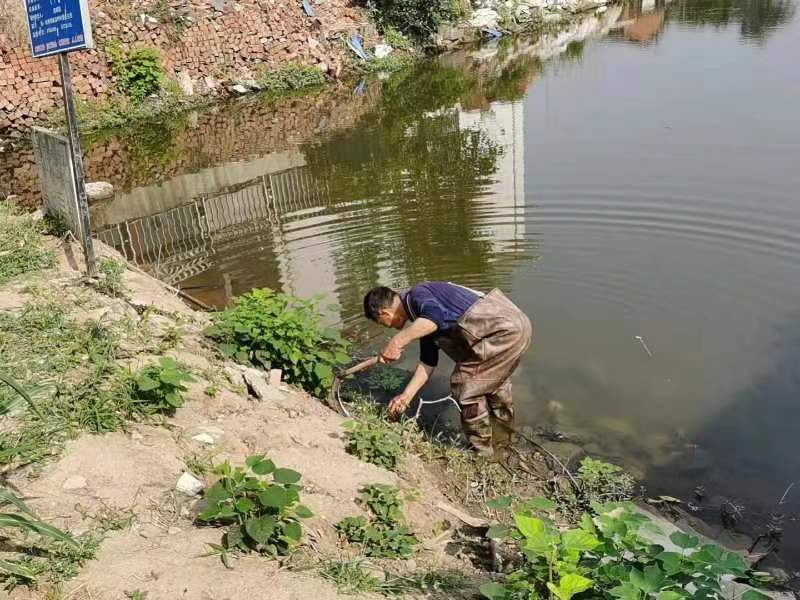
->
[197,455,312,559]
[578,458,636,503]
[367,365,407,393]
[336,484,418,558]
[204,288,350,397]
[344,416,405,470]
[383,27,411,50]
[367,0,457,40]
[482,499,768,600]
[97,257,126,298]
[258,62,327,93]
[130,357,195,414]
[108,43,164,103]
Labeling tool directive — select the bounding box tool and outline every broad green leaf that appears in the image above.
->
[135,375,159,391]
[226,524,245,549]
[718,551,747,575]
[741,591,771,600]
[562,528,600,552]
[522,496,558,512]
[159,369,185,386]
[486,524,512,539]
[610,583,642,600]
[642,564,666,592]
[159,357,180,369]
[283,521,302,541]
[273,468,301,484]
[658,593,684,600]
[258,486,289,509]
[236,498,255,513]
[244,515,276,544]
[479,582,508,600]
[250,458,276,475]
[670,531,699,549]
[486,495,512,509]
[245,455,266,468]
[164,392,182,407]
[657,551,683,575]
[294,504,314,519]
[513,514,547,539]
[548,574,593,600]
[580,513,597,534]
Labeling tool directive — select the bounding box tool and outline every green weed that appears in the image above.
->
[344,416,405,471]
[0,205,55,284]
[319,559,468,596]
[366,365,407,394]
[368,0,457,40]
[258,63,327,93]
[108,43,164,103]
[129,357,194,414]
[363,54,414,74]
[197,455,312,559]
[97,257,126,298]
[204,288,350,397]
[383,27,411,50]
[336,484,418,559]
[319,559,383,594]
[481,499,767,600]
[577,457,636,503]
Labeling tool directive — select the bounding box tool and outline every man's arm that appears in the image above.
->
[379,317,438,363]
[388,361,436,418]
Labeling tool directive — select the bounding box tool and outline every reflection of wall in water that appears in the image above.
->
[96,99,528,311]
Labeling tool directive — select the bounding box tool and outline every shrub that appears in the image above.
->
[482,499,768,600]
[204,288,350,397]
[383,27,411,50]
[108,44,164,103]
[344,416,405,470]
[336,484,418,558]
[367,0,457,40]
[578,457,636,503]
[259,63,327,93]
[0,204,55,284]
[197,455,312,559]
[130,357,194,414]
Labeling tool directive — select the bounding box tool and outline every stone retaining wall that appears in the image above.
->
[0,0,368,135]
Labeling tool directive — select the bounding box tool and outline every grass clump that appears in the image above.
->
[197,455,313,562]
[258,62,327,93]
[363,54,414,74]
[0,205,55,285]
[368,0,458,40]
[204,288,350,397]
[481,499,767,600]
[336,484,419,558]
[129,357,195,414]
[320,559,468,596]
[577,457,636,503]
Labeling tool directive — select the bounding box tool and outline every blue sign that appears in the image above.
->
[25,0,94,58]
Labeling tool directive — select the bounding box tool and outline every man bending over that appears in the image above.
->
[362,282,532,456]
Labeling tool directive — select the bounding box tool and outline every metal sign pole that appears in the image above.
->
[58,52,97,277]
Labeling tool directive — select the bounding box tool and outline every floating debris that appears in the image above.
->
[635,335,654,358]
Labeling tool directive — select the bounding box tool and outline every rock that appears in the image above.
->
[269,369,282,387]
[373,44,393,59]
[168,526,182,535]
[203,76,218,91]
[242,367,270,401]
[176,472,204,496]
[231,84,249,95]
[317,62,329,73]
[177,70,194,96]
[192,433,216,445]
[470,8,500,28]
[85,181,114,202]
[63,475,87,490]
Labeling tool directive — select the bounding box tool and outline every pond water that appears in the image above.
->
[70,0,800,567]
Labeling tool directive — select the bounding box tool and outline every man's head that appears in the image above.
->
[363,286,407,329]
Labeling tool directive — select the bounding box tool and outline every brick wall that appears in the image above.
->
[0,0,369,135]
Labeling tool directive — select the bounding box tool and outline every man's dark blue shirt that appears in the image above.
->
[401,281,480,367]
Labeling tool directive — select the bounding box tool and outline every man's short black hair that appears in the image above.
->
[363,286,399,321]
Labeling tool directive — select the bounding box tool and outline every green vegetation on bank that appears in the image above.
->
[108,44,164,103]
[481,499,770,600]
[258,62,328,93]
[197,456,312,563]
[204,288,350,397]
[367,0,464,40]
[336,484,420,558]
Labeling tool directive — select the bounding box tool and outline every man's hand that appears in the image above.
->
[387,393,412,420]
[379,337,404,363]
